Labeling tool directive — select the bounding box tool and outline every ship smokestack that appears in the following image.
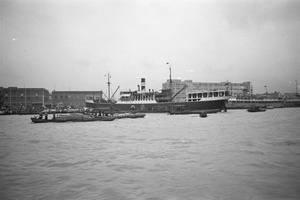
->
[141,78,146,91]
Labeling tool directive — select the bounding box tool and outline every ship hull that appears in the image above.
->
[86,99,228,113]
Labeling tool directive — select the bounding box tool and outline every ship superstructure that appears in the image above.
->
[85,76,230,112]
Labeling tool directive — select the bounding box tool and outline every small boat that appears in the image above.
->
[199,112,207,118]
[31,118,53,123]
[113,113,146,119]
[31,113,115,123]
[0,110,9,115]
[91,107,146,119]
[247,106,266,112]
[94,116,116,121]
[265,105,275,109]
[168,105,221,115]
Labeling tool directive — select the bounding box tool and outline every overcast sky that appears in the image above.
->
[1,0,300,94]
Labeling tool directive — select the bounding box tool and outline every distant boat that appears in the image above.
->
[227,98,284,109]
[247,106,266,112]
[168,105,220,115]
[265,105,275,109]
[31,118,53,123]
[113,113,146,119]
[0,110,7,115]
[91,107,146,119]
[199,112,207,118]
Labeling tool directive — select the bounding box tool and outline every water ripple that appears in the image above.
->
[1,109,300,200]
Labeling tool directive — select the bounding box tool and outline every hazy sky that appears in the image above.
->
[1,0,300,94]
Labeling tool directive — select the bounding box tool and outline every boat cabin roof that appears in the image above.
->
[120,93,131,97]
[186,90,226,94]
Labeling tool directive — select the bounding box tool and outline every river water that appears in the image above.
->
[1,108,300,200]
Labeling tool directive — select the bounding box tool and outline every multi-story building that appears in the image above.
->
[51,91,103,108]
[0,87,50,110]
[162,80,251,102]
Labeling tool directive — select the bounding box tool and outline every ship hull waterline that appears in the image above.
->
[86,99,228,113]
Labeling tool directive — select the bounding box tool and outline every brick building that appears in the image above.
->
[0,87,50,111]
[51,91,103,108]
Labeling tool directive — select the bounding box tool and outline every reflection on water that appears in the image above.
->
[1,108,300,200]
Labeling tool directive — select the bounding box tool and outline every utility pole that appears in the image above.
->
[105,72,111,100]
[166,62,172,100]
[264,85,268,94]
[43,89,45,107]
[250,83,253,99]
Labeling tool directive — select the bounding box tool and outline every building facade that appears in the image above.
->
[51,91,103,108]
[162,80,251,102]
[0,87,50,110]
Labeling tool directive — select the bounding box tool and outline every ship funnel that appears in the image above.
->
[141,78,146,91]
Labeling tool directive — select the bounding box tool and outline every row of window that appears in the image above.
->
[121,96,155,101]
[4,93,44,97]
[2,97,48,101]
[53,95,82,99]
[188,91,226,99]
[2,91,47,95]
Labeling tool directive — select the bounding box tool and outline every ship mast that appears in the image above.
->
[9,88,11,108]
[166,62,172,100]
[43,89,45,107]
[105,72,111,100]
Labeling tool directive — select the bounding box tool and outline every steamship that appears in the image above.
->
[85,75,230,113]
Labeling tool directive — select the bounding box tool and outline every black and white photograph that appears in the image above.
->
[1,0,300,199]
